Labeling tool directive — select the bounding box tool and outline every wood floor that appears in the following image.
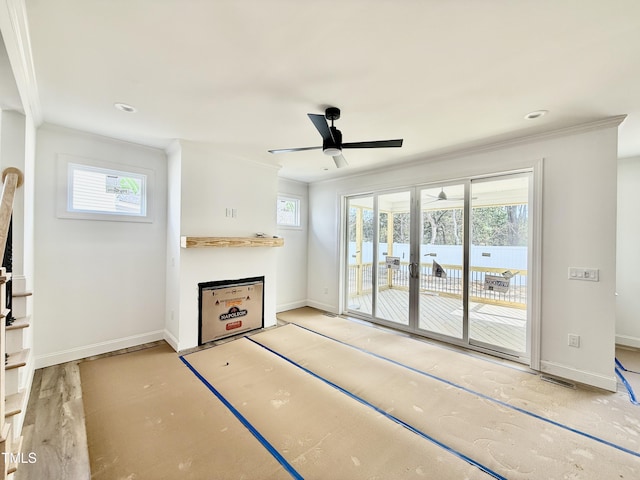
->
[348,288,527,352]
[17,362,90,480]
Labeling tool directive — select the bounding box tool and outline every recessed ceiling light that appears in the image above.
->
[524,110,548,120]
[114,102,137,113]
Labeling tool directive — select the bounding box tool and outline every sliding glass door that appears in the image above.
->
[416,184,465,340]
[344,171,533,361]
[346,196,374,316]
[375,190,412,326]
[346,191,413,326]
[468,175,530,355]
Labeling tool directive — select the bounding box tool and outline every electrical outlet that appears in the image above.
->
[568,334,580,348]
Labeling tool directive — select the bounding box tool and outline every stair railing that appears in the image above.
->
[0,167,23,478]
[0,168,23,257]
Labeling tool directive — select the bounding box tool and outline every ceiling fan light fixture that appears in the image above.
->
[323,147,341,156]
[438,188,448,200]
[268,106,403,170]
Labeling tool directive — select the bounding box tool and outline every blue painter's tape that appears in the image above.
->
[290,322,640,459]
[246,337,507,480]
[616,357,640,375]
[615,366,640,406]
[179,355,304,480]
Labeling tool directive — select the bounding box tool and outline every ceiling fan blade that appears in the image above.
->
[342,139,403,149]
[423,195,476,204]
[333,153,348,168]
[308,114,334,142]
[268,146,322,154]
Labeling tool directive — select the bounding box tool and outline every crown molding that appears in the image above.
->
[0,0,42,124]
[313,115,628,186]
[179,139,283,173]
[165,139,182,157]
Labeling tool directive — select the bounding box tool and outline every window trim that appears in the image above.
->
[276,194,302,229]
[56,154,155,223]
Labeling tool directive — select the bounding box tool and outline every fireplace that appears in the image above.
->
[198,276,264,344]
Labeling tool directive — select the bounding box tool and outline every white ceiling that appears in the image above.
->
[7,0,640,182]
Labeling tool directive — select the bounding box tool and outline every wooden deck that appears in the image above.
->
[347,288,527,353]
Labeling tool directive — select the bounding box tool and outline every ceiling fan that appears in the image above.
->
[268,107,403,168]
[424,187,467,203]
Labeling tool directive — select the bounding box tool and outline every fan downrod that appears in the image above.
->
[325,107,340,122]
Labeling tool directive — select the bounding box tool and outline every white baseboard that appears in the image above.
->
[616,334,640,349]
[263,314,278,329]
[276,300,308,313]
[164,329,179,351]
[35,330,165,368]
[540,360,617,392]
[306,299,338,314]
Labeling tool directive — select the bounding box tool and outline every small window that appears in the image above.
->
[277,195,301,228]
[68,163,146,216]
[57,154,154,222]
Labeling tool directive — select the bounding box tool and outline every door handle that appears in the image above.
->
[408,262,419,279]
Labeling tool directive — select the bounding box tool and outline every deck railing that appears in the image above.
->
[348,261,527,308]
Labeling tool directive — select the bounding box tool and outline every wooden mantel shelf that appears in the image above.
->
[180,236,284,248]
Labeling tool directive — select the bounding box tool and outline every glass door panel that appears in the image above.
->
[344,171,534,364]
[468,175,530,355]
[417,185,465,339]
[376,191,411,325]
[346,196,374,315]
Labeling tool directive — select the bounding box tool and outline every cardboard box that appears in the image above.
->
[199,277,264,344]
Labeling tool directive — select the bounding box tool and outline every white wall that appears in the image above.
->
[616,156,640,347]
[276,178,308,312]
[164,140,181,349]
[169,141,281,351]
[308,118,621,391]
[34,124,168,367]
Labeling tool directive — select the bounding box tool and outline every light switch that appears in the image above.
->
[568,267,599,282]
